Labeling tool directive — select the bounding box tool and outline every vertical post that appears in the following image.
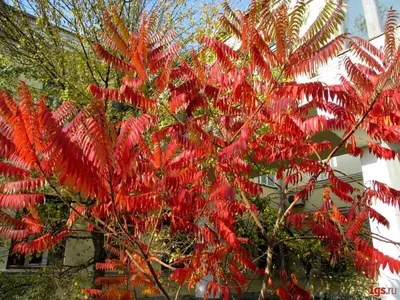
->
[362,0,382,38]
[361,143,400,300]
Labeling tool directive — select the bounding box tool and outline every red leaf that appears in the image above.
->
[368,142,398,160]
[170,268,192,285]
[276,286,291,300]
[0,194,44,210]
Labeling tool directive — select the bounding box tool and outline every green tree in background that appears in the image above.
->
[0,0,221,104]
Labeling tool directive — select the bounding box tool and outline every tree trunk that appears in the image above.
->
[302,256,312,289]
[279,243,286,271]
[259,189,286,300]
[258,243,274,300]
[91,231,107,289]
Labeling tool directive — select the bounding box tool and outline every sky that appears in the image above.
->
[11,0,252,31]
[227,0,251,11]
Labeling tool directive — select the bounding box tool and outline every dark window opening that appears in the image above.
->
[7,251,46,269]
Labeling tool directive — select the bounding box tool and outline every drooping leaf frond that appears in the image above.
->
[354,238,400,279]
[13,230,70,255]
[384,8,399,64]
[0,194,44,210]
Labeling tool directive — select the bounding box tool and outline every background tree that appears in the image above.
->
[0,267,89,300]
[0,0,221,103]
[1,1,400,300]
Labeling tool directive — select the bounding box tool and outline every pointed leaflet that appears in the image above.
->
[0,210,32,229]
[300,0,345,48]
[1,89,40,168]
[138,13,150,63]
[200,37,238,71]
[88,85,155,111]
[368,142,398,160]
[115,114,154,172]
[66,205,86,227]
[131,48,148,82]
[289,0,307,42]
[219,15,241,38]
[215,219,240,249]
[170,268,193,285]
[0,161,29,179]
[367,207,389,228]
[274,3,288,64]
[151,134,162,169]
[0,226,40,240]
[51,101,77,125]
[1,177,45,194]
[80,116,114,172]
[94,43,134,73]
[349,39,384,73]
[38,102,106,200]
[367,181,400,207]
[383,8,399,64]
[102,11,129,56]
[13,230,70,255]
[0,194,44,210]
[312,221,342,243]
[345,210,368,240]
[191,50,205,84]
[18,84,42,153]
[354,237,400,279]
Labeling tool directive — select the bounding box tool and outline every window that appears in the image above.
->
[7,251,48,269]
[287,194,305,207]
[6,230,66,269]
[257,174,276,187]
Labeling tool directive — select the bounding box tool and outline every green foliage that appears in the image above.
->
[0,268,90,300]
[152,227,194,268]
[0,0,222,104]
[235,193,371,296]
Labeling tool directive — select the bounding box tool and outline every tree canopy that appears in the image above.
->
[0,0,221,104]
[0,0,400,299]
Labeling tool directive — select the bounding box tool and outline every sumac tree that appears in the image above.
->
[0,1,400,299]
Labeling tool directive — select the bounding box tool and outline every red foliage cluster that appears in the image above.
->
[0,1,400,299]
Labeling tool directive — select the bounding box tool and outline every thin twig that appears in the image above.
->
[174,284,183,300]
[147,204,164,255]
[240,190,268,240]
